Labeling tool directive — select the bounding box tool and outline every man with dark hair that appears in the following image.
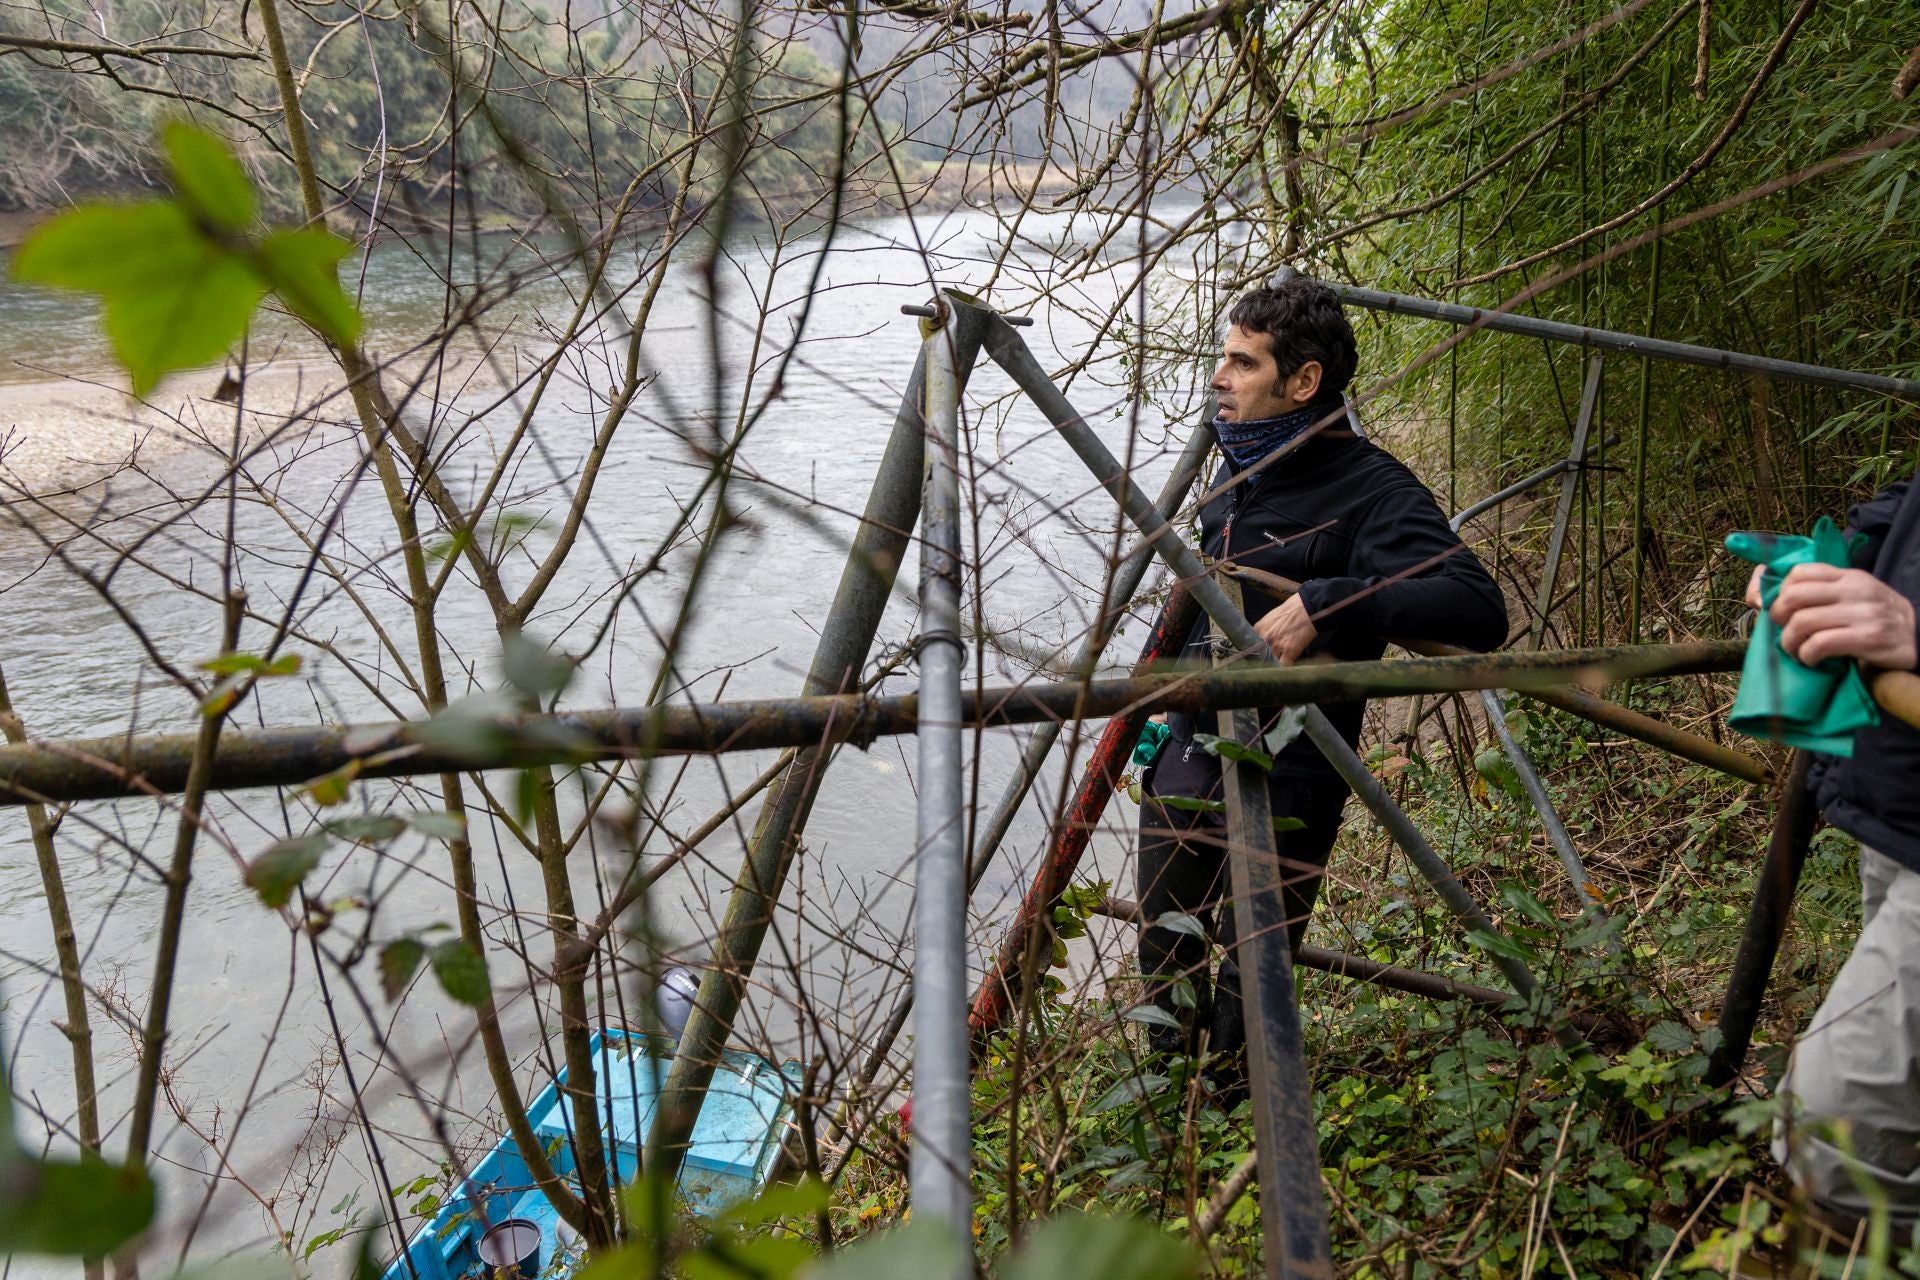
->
[1135,277,1508,1097]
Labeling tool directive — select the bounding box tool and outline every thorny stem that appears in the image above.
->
[0,662,102,1280]
[118,590,244,1280]
[252,0,595,1236]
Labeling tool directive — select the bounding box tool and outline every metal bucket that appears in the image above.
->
[476,1217,542,1279]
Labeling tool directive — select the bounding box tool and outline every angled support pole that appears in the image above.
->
[966,582,1200,1034]
[643,296,989,1182]
[1477,688,1605,916]
[1212,580,1335,1278]
[1707,751,1817,1087]
[967,420,1215,912]
[1529,354,1602,649]
[978,316,1586,1054]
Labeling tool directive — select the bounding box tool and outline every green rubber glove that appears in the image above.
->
[1725,517,1880,756]
[1132,718,1170,767]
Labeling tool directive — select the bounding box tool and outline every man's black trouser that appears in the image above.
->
[1135,733,1350,1073]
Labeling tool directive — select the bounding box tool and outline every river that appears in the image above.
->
[0,203,1214,1274]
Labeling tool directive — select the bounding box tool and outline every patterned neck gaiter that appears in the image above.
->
[1211,403,1322,470]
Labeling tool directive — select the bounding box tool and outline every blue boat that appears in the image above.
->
[381,1027,801,1280]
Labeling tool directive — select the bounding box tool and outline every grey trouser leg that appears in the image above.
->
[1773,847,1920,1225]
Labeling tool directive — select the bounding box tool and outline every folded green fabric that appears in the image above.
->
[1725,517,1880,756]
[1132,718,1170,767]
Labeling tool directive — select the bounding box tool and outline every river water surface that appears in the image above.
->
[0,204,1216,1275]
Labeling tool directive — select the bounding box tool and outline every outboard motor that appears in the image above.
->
[654,966,700,1040]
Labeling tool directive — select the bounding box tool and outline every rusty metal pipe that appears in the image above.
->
[0,643,1750,807]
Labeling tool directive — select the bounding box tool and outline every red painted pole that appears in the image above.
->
[968,584,1199,1036]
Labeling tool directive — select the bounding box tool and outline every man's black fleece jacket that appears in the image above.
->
[1160,421,1509,777]
[1809,480,1920,872]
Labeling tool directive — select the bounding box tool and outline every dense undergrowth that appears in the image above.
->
[829,679,1893,1277]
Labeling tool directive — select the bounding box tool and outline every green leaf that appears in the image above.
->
[1089,1074,1167,1114]
[1149,911,1206,938]
[1190,732,1273,771]
[684,1235,815,1280]
[575,1244,653,1280]
[1146,794,1226,815]
[324,814,407,844]
[0,1152,155,1256]
[514,768,542,825]
[378,938,426,1002]
[415,691,523,763]
[999,1212,1200,1280]
[1271,816,1306,832]
[11,203,187,293]
[502,630,575,702]
[429,939,490,1005]
[199,652,268,676]
[1262,706,1309,756]
[616,1174,677,1248]
[408,811,466,841]
[1464,928,1540,967]
[107,247,266,395]
[246,834,331,908]
[1645,1021,1696,1054]
[1498,885,1556,928]
[1472,746,1526,802]
[1124,1005,1183,1030]
[718,1177,829,1227]
[200,673,244,718]
[13,198,267,398]
[255,226,361,345]
[804,1220,961,1280]
[163,122,255,232]
[303,760,362,807]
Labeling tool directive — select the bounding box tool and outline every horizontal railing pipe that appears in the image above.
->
[0,643,1749,806]
[1319,280,1920,401]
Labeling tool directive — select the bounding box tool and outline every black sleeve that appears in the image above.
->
[1293,481,1509,653]
[1843,481,1911,570]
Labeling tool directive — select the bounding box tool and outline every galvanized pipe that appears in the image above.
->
[1518,682,1772,785]
[979,317,1576,1041]
[810,433,1213,1182]
[1706,751,1818,1088]
[910,311,972,1253]
[1318,280,1920,401]
[1400,637,1774,786]
[643,300,988,1182]
[1095,897,1627,1038]
[1448,433,1620,533]
[1478,688,1603,914]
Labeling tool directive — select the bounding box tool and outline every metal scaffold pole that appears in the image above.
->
[1211,579,1335,1278]
[911,305,974,1257]
[642,298,988,1182]
[1316,279,1920,401]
